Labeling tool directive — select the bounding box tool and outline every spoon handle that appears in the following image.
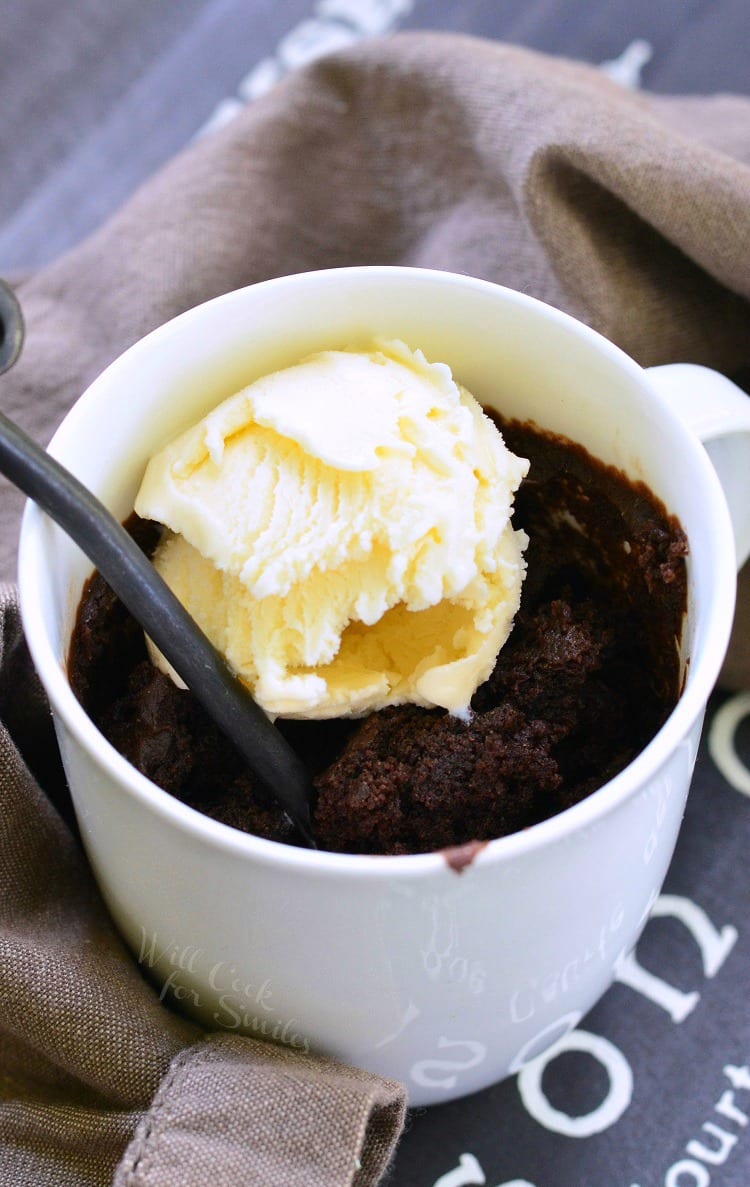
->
[0,281,23,374]
[0,408,316,846]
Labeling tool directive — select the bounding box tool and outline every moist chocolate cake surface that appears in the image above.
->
[68,415,688,856]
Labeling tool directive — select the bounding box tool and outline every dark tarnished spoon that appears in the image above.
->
[0,278,316,847]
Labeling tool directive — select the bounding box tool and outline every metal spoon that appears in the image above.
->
[0,279,316,846]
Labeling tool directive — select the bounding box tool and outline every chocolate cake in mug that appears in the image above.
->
[68,373,688,856]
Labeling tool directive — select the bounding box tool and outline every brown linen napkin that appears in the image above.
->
[0,586,406,1187]
[1,33,749,682]
[1,31,750,1186]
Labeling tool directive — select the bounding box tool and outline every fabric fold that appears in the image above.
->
[114,1035,406,1187]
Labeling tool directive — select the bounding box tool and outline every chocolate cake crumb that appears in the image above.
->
[68,414,688,857]
[314,703,561,854]
[442,839,490,874]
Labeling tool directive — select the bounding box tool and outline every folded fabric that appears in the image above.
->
[2,33,749,683]
[1,31,750,1186]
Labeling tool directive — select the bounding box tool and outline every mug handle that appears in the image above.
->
[647,364,750,572]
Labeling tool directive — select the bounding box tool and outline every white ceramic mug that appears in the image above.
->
[18,268,750,1106]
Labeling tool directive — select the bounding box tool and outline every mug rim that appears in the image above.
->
[17,266,738,878]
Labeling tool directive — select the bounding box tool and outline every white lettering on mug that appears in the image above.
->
[421,899,457,978]
[509,905,624,1025]
[517,1029,633,1137]
[510,987,535,1024]
[418,898,486,993]
[373,999,421,1049]
[411,1038,487,1090]
[708,691,750,795]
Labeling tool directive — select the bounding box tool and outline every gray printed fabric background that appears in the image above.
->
[2,3,750,1185]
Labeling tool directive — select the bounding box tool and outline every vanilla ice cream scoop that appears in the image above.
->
[135,340,529,719]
